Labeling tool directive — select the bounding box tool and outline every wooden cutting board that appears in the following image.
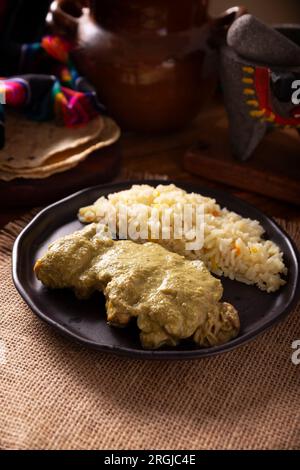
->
[0,143,121,208]
[183,115,300,206]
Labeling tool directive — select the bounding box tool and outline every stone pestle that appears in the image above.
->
[227,14,300,66]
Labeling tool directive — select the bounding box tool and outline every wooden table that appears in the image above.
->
[1,103,299,228]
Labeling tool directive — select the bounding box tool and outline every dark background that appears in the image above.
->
[1,1,300,44]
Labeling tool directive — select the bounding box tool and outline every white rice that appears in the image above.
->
[78,184,287,292]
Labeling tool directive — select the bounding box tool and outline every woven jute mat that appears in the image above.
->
[0,214,299,450]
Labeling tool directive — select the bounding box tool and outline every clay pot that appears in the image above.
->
[47,0,245,132]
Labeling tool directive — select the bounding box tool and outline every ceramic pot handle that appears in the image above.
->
[211,6,248,45]
[47,0,89,38]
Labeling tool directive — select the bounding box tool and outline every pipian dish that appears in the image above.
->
[13,181,300,359]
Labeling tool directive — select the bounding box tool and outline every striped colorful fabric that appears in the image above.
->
[0,35,104,148]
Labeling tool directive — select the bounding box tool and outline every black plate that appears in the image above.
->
[12,181,300,360]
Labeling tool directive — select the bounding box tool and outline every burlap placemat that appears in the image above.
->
[0,214,299,450]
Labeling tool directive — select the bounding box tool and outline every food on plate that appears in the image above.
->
[0,113,120,181]
[34,224,240,349]
[79,184,287,292]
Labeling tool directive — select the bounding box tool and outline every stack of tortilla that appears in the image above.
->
[0,112,121,181]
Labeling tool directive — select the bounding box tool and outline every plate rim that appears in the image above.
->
[12,180,300,360]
